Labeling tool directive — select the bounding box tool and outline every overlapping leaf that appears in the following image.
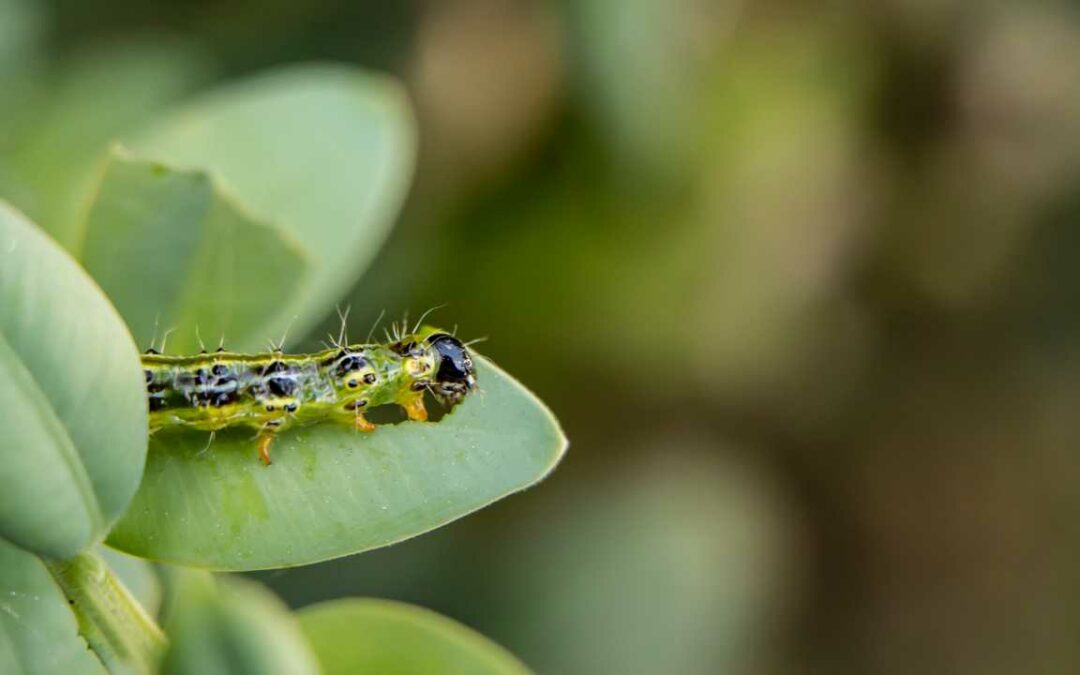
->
[0,202,146,558]
[299,599,530,675]
[160,570,318,675]
[80,152,311,353]
[0,540,106,675]
[127,63,416,344]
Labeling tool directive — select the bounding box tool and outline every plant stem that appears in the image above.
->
[45,549,166,674]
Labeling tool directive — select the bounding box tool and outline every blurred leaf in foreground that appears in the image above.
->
[161,570,318,675]
[299,598,530,675]
[0,539,105,675]
[0,202,146,558]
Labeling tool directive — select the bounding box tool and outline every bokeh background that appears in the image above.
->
[4,0,1080,673]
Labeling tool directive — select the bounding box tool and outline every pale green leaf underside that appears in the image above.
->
[79,152,311,354]
[107,358,566,570]
[0,202,147,558]
[0,539,106,675]
[299,599,531,675]
[161,570,318,675]
[127,63,416,344]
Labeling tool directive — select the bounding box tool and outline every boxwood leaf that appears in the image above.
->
[127,63,416,344]
[160,570,318,675]
[79,151,312,354]
[0,539,106,675]
[0,202,146,558]
[299,598,530,675]
[106,358,567,570]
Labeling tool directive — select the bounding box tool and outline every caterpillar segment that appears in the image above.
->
[142,326,477,465]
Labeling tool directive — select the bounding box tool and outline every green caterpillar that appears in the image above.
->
[142,325,477,465]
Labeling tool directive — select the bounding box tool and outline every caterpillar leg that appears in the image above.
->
[256,428,278,466]
[196,431,216,457]
[402,397,428,422]
[354,411,376,432]
[346,400,376,432]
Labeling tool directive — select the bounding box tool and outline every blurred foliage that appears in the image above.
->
[489,447,792,675]
[299,599,530,675]
[2,38,213,249]
[160,569,318,675]
[81,151,311,352]
[4,0,1080,672]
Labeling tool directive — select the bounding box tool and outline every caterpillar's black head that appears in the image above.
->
[427,333,476,405]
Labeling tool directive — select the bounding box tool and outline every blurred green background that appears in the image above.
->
[4,0,1080,673]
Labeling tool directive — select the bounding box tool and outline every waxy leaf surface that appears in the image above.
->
[80,153,311,354]
[107,358,566,570]
[128,63,416,343]
[0,203,146,558]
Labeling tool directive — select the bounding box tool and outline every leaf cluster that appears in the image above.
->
[0,64,566,674]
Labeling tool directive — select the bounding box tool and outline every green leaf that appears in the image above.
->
[106,357,566,570]
[0,202,147,558]
[79,151,312,354]
[0,540,106,675]
[4,39,211,249]
[161,570,318,675]
[0,0,44,87]
[299,599,530,675]
[128,63,416,343]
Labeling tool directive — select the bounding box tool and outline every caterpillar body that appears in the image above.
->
[142,326,477,465]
